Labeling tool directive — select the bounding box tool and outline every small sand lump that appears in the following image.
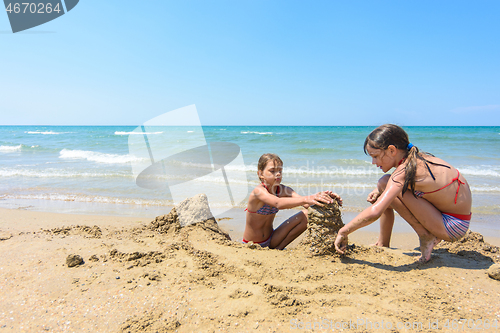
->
[66,254,84,267]
[487,264,500,280]
[0,232,12,241]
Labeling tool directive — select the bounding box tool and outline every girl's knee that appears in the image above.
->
[377,174,391,192]
[298,218,308,232]
[301,209,309,221]
[301,209,310,229]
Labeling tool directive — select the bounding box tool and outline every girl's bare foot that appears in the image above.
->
[418,234,438,263]
[370,239,389,247]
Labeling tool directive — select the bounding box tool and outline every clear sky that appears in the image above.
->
[1,0,499,126]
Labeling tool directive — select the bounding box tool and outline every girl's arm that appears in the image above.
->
[335,176,403,253]
[253,185,334,210]
[289,189,342,208]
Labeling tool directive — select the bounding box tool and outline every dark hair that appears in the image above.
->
[257,153,283,182]
[364,124,433,197]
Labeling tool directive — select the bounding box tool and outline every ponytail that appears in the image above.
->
[402,144,418,196]
[401,144,437,197]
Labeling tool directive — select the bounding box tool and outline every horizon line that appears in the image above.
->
[1,124,499,127]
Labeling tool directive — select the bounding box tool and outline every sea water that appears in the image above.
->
[0,126,499,228]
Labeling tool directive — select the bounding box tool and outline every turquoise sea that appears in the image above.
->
[1,126,499,227]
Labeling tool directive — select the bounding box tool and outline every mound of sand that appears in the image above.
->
[44,225,103,238]
[150,207,231,245]
[435,230,500,263]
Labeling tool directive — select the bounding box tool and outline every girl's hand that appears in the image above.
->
[334,232,349,254]
[324,191,343,206]
[366,189,380,204]
[307,191,336,206]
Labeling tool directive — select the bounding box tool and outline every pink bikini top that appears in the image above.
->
[414,167,465,204]
[245,184,280,215]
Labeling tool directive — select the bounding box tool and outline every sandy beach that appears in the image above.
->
[3,0,500,329]
[1,206,499,333]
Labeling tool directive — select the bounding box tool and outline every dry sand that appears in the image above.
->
[1,207,500,332]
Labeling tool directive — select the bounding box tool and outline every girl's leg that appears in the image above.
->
[270,209,308,250]
[391,192,449,262]
[374,208,394,247]
[373,175,394,247]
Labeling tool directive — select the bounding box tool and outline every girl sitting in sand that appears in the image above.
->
[244,153,342,249]
[334,124,472,263]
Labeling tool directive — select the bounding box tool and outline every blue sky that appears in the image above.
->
[1,0,499,126]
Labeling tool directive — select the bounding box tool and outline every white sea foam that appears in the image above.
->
[240,131,273,135]
[0,144,22,152]
[174,161,214,169]
[115,131,163,135]
[1,193,249,208]
[59,149,147,164]
[175,161,252,172]
[1,193,173,206]
[221,164,256,172]
[136,171,250,185]
[312,182,376,189]
[0,168,132,178]
[288,182,500,193]
[170,162,381,176]
[276,181,376,190]
[459,167,500,178]
[470,185,500,193]
[183,174,250,185]
[283,166,382,176]
[26,131,71,135]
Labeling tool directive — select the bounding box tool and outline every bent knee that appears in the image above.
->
[301,209,309,221]
[298,218,308,232]
[377,174,391,192]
